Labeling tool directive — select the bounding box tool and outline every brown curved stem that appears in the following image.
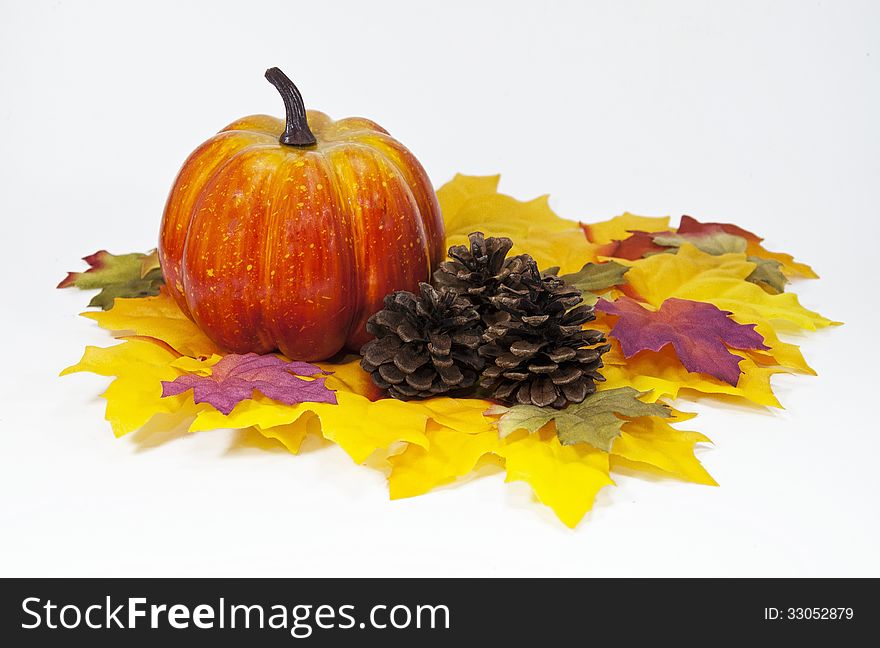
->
[264,67,317,147]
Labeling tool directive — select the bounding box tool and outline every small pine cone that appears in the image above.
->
[433,231,532,312]
[360,283,485,400]
[478,260,611,408]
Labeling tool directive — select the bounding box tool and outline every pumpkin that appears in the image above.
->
[159,68,445,361]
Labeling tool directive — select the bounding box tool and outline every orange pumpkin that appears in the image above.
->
[159,68,444,361]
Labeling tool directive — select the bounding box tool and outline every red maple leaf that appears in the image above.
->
[162,353,336,415]
[677,215,761,243]
[597,231,670,260]
[595,296,769,385]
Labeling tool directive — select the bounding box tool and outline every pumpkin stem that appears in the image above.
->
[264,67,317,147]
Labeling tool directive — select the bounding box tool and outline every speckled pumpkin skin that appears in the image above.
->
[159,111,444,361]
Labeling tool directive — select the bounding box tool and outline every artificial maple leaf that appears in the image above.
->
[317,354,383,400]
[257,413,322,455]
[677,214,759,241]
[140,249,161,278]
[188,357,496,464]
[598,228,750,263]
[677,215,817,278]
[387,421,500,499]
[192,392,432,464]
[581,213,670,244]
[595,290,811,401]
[61,338,204,436]
[623,244,834,331]
[597,230,668,259]
[487,387,671,452]
[601,228,752,260]
[613,229,788,293]
[62,336,500,500]
[597,296,769,386]
[58,250,165,310]
[418,398,499,434]
[721,316,812,374]
[746,256,787,294]
[495,425,613,528]
[652,231,747,256]
[600,344,784,407]
[436,174,599,273]
[611,415,717,486]
[558,261,629,294]
[81,290,221,358]
[591,214,816,279]
[161,353,336,415]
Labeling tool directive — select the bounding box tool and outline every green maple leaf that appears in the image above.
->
[487,387,671,452]
[58,250,165,310]
[549,261,629,304]
[745,256,787,294]
[559,261,629,292]
[653,231,747,256]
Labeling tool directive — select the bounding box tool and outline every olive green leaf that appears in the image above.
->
[486,387,671,452]
[745,256,787,294]
[139,248,161,278]
[653,232,747,256]
[58,250,165,310]
[558,261,630,294]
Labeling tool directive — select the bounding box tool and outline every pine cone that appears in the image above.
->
[478,260,610,408]
[433,231,532,312]
[360,283,485,399]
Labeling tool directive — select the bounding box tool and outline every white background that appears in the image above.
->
[1,0,878,577]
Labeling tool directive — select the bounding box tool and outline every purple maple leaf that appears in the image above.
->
[161,353,337,415]
[596,297,769,386]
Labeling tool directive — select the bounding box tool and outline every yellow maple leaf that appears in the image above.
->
[418,397,498,434]
[82,290,221,358]
[496,425,613,528]
[185,358,488,462]
[388,421,500,499]
[436,174,599,273]
[600,344,784,407]
[170,354,222,374]
[256,413,321,454]
[747,322,814,374]
[313,396,434,463]
[625,244,835,331]
[189,392,430,464]
[745,240,817,279]
[60,338,204,436]
[611,416,717,486]
[583,213,671,244]
[317,354,381,398]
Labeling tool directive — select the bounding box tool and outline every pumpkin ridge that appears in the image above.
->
[338,129,444,265]
[181,142,282,351]
[312,145,361,346]
[263,148,357,359]
[160,130,275,317]
[321,142,431,351]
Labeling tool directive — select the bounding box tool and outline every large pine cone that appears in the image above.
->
[478,260,610,408]
[360,283,485,399]
[433,232,531,312]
